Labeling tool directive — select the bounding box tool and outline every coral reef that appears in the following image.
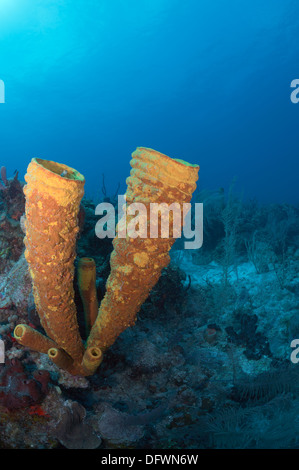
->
[0,255,32,317]
[0,166,25,220]
[0,167,25,276]
[0,160,298,449]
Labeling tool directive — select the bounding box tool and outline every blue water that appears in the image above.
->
[0,0,298,203]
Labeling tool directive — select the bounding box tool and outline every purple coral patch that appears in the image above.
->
[0,359,50,410]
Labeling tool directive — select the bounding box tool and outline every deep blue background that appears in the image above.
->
[0,0,298,203]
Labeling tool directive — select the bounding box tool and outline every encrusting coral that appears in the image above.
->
[14,149,199,376]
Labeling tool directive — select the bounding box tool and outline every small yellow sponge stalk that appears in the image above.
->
[85,147,199,354]
[14,324,57,354]
[82,346,103,376]
[77,257,99,336]
[48,347,76,374]
[15,158,86,375]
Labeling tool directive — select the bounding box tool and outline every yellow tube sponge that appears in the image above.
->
[14,149,199,379]
[82,346,103,376]
[85,147,199,354]
[14,324,57,354]
[20,158,85,371]
[48,347,75,374]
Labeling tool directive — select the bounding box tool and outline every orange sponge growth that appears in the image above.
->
[15,149,199,378]
[85,147,199,354]
[15,158,87,375]
[77,257,99,335]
